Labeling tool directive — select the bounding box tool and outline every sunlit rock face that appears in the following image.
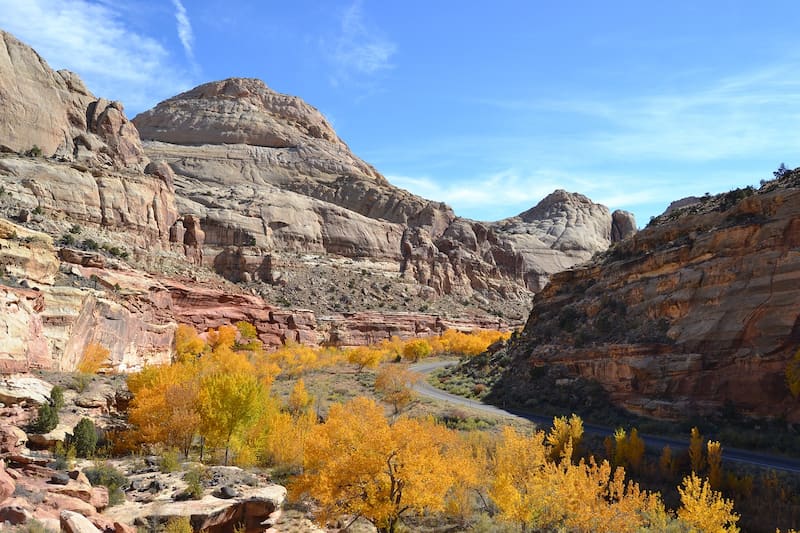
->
[501,175,800,421]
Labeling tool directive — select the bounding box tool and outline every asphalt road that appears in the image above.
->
[411,360,800,474]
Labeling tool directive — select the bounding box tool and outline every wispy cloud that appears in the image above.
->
[0,0,192,114]
[326,0,396,86]
[171,0,194,60]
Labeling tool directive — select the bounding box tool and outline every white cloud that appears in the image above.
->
[327,0,396,86]
[0,0,192,114]
[172,0,194,60]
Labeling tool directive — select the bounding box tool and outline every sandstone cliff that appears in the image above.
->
[0,30,147,169]
[133,77,636,306]
[494,174,800,422]
[0,30,636,373]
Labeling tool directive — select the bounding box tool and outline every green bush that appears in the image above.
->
[184,466,205,500]
[84,462,127,505]
[72,418,97,458]
[50,385,65,411]
[30,403,58,433]
[159,449,180,473]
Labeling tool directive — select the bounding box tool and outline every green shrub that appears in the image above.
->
[84,462,127,505]
[32,205,44,215]
[50,385,65,411]
[159,449,180,473]
[59,233,76,246]
[68,224,81,234]
[184,466,205,500]
[30,403,58,434]
[72,418,97,458]
[82,238,99,251]
[26,145,42,157]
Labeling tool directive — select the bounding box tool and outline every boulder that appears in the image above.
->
[0,375,52,405]
[61,510,102,533]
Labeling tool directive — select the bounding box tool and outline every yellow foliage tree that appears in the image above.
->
[174,324,205,361]
[374,364,421,414]
[347,346,384,372]
[78,343,110,374]
[490,425,668,532]
[268,341,319,375]
[490,426,550,529]
[689,427,706,473]
[197,371,265,465]
[402,338,433,362]
[677,472,740,533]
[707,440,723,489]
[127,361,200,455]
[546,414,583,462]
[291,397,462,533]
[287,379,313,416]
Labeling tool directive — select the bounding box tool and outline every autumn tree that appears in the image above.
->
[292,397,463,533]
[689,427,706,473]
[287,379,313,416]
[127,360,200,456]
[374,364,421,414]
[707,440,723,489]
[347,346,384,372]
[608,427,645,472]
[677,472,740,532]
[490,424,669,532]
[402,338,432,362]
[197,371,265,465]
[546,414,583,462]
[174,324,206,361]
[78,343,110,373]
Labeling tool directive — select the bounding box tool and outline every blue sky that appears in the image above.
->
[2,0,799,225]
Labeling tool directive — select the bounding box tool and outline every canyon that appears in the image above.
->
[0,28,632,373]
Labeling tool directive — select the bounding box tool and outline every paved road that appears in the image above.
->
[411,360,800,474]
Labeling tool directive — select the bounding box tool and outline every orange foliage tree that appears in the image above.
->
[291,397,465,533]
[374,364,421,414]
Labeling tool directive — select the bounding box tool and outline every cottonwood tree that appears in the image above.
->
[198,371,264,465]
[678,472,740,532]
[291,397,463,533]
[374,365,421,414]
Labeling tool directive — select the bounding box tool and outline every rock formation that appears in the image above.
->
[0,30,147,169]
[134,78,635,302]
[496,176,800,421]
[0,29,636,373]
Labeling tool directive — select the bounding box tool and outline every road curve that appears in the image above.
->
[411,360,800,474]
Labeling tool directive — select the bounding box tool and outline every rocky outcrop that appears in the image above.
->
[0,157,178,244]
[134,78,634,301]
[0,30,147,169]
[498,175,800,421]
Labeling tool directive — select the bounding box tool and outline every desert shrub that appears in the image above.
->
[72,417,97,458]
[30,402,58,434]
[68,224,81,234]
[52,441,76,470]
[159,449,181,473]
[84,462,127,505]
[50,385,65,411]
[183,466,205,500]
[163,517,193,533]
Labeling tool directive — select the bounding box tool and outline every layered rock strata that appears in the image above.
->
[134,78,636,300]
[500,176,800,421]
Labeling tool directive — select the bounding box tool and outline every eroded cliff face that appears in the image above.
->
[0,30,636,373]
[499,175,800,421]
[133,78,636,303]
[0,30,147,169]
